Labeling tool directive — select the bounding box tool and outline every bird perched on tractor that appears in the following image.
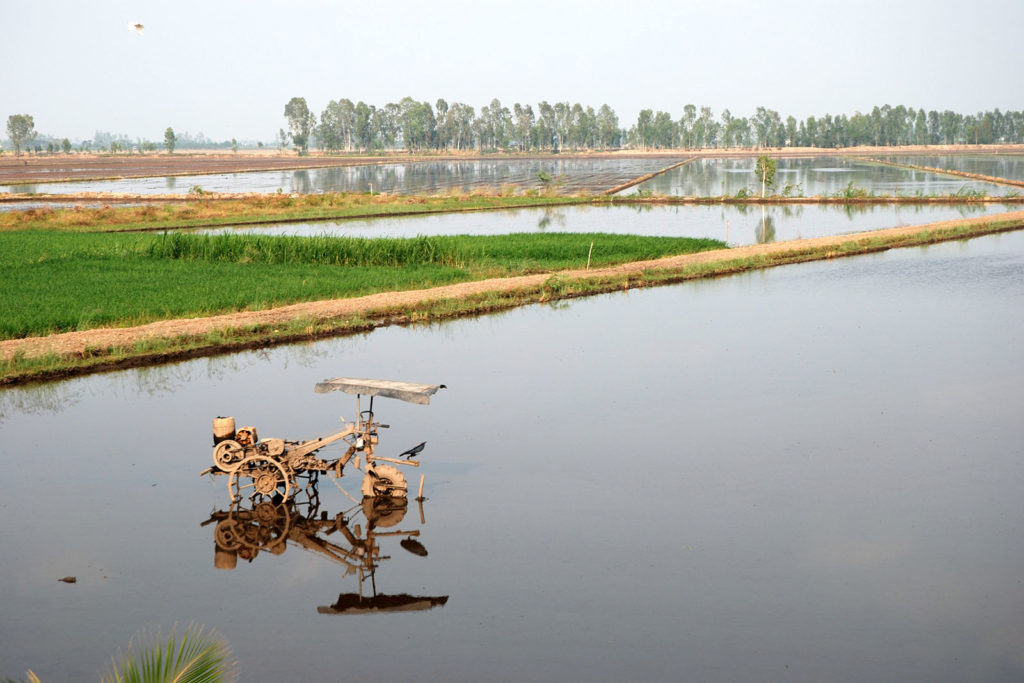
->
[399,441,426,460]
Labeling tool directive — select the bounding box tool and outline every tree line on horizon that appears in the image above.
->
[1,116,250,155]
[6,102,1024,157]
[282,97,1024,155]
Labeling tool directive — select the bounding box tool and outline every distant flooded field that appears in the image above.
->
[875,154,1024,181]
[0,158,672,196]
[203,201,1009,246]
[627,156,1011,197]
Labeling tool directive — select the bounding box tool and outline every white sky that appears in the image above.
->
[3,0,1023,143]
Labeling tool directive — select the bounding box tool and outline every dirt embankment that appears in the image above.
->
[3,210,1023,367]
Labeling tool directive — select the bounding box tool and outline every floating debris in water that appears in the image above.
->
[58,576,77,584]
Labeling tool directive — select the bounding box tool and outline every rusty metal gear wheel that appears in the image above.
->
[229,455,291,503]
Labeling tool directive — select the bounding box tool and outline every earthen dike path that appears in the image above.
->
[3,211,1022,363]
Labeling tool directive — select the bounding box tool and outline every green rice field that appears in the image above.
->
[0,230,725,339]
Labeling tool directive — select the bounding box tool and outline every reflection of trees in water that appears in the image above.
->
[286,159,667,196]
[165,176,177,191]
[0,368,188,423]
[952,203,996,217]
[0,340,347,422]
[291,170,312,194]
[841,203,875,220]
[312,167,353,193]
[0,381,87,424]
[128,362,200,396]
[300,159,667,196]
[661,156,1016,198]
[755,208,776,244]
[537,207,567,230]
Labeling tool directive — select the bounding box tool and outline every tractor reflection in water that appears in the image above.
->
[201,490,449,614]
[202,378,445,503]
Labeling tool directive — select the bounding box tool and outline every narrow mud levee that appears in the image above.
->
[601,157,695,195]
[2,210,1023,385]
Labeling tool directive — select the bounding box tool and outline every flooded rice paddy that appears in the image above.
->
[3,155,1020,199]
[203,202,1008,246]
[627,156,1014,197]
[876,154,1024,181]
[2,230,1022,681]
[0,158,671,196]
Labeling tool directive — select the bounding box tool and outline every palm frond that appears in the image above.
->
[101,623,238,683]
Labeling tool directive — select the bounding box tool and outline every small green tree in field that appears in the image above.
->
[6,114,36,155]
[61,137,72,154]
[164,127,177,153]
[754,154,777,198]
[231,138,238,154]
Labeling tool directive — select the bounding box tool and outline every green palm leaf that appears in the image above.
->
[102,624,238,683]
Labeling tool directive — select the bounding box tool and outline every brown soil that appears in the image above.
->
[4,145,1022,186]
[4,210,1023,364]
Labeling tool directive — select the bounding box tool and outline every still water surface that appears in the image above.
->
[878,154,1024,181]
[631,156,1011,197]
[204,202,1009,246]
[0,158,670,196]
[1,232,1022,681]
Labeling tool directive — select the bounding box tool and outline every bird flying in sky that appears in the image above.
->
[128,23,144,35]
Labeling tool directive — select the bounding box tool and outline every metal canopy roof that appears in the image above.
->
[313,378,445,405]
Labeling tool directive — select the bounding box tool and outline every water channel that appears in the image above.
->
[2,230,1022,681]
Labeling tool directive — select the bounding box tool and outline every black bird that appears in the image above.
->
[399,441,426,460]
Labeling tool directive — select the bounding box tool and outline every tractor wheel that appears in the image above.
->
[229,455,291,503]
[361,464,408,499]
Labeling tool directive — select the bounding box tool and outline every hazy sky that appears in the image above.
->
[3,0,1023,143]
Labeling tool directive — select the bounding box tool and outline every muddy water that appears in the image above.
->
[0,158,672,196]
[1,232,1022,681]
[630,156,1011,197]
[203,202,1009,246]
